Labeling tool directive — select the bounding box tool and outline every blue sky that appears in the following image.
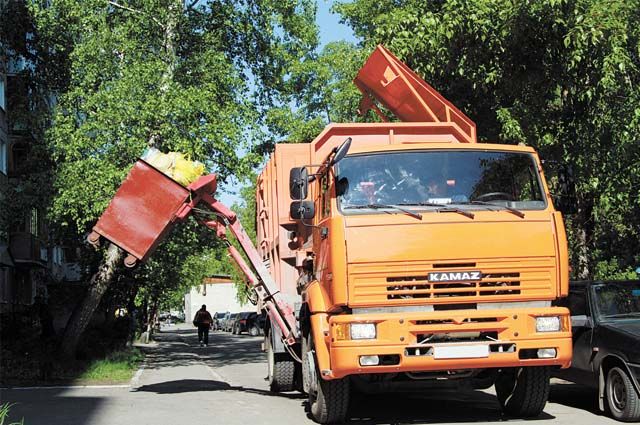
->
[217,1,357,207]
[317,1,357,46]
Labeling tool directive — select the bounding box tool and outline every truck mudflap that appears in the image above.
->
[315,307,571,379]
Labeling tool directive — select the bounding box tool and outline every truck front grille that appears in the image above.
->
[386,273,520,300]
[349,257,554,307]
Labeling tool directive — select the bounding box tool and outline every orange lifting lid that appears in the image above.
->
[354,45,477,144]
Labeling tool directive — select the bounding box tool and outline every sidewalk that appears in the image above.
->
[1,325,310,425]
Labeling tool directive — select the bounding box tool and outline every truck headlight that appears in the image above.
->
[350,323,377,340]
[535,316,561,332]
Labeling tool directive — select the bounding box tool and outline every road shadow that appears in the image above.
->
[133,378,305,400]
[300,390,556,424]
[0,389,105,425]
[132,378,231,393]
[549,382,605,416]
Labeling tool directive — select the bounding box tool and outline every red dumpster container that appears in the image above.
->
[91,160,190,264]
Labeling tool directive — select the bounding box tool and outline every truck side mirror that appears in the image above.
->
[336,177,349,197]
[290,201,315,220]
[289,167,309,200]
[330,137,352,166]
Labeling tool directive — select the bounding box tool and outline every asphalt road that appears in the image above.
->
[1,324,619,425]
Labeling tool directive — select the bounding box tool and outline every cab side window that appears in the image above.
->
[319,173,331,219]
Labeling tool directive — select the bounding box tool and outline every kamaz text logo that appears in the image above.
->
[428,271,482,282]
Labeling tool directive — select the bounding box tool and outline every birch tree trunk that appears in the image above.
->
[60,244,124,358]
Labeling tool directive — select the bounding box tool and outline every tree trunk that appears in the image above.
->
[146,299,159,339]
[59,244,123,359]
[574,196,594,280]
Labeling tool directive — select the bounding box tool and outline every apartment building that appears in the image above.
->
[0,43,81,317]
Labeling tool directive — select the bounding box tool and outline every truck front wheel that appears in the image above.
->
[305,334,350,424]
[266,331,295,392]
[495,366,550,417]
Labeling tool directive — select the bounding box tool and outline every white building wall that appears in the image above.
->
[184,283,248,322]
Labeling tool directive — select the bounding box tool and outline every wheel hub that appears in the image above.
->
[610,372,627,411]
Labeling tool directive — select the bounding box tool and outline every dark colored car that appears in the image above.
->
[250,312,266,336]
[555,280,640,421]
[232,311,262,335]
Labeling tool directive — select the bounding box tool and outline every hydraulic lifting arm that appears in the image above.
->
[194,194,299,346]
[89,165,299,347]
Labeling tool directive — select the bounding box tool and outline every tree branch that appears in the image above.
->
[107,0,165,28]
[186,0,200,11]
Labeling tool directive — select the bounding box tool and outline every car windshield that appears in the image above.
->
[336,150,545,211]
[592,282,640,319]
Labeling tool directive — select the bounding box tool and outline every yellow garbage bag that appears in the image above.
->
[173,155,205,186]
[142,148,205,186]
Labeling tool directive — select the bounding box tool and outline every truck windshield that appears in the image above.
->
[592,283,640,320]
[336,150,546,211]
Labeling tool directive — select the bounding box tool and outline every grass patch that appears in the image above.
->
[77,348,143,383]
[0,403,24,425]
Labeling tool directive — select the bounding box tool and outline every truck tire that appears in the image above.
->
[310,374,350,424]
[605,366,640,421]
[495,366,550,418]
[306,334,350,424]
[249,325,260,336]
[266,332,295,392]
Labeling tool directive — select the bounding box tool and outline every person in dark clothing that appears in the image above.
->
[193,304,213,347]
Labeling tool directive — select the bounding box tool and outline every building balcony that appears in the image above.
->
[9,232,47,266]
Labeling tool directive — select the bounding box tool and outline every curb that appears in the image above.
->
[0,384,130,390]
[129,363,145,390]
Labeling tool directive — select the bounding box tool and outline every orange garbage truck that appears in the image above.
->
[89,46,572,424]
[255,45,572,423]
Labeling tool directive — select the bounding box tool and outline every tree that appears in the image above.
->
[264,41,367,145]
[335,0,640,278]
[28,0,319,357]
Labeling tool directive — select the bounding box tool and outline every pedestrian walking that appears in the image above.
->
[193,304,213,347]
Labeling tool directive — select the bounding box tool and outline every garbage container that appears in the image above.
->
[90,160,190,264]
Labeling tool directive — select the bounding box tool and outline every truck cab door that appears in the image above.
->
[312,173,333,288]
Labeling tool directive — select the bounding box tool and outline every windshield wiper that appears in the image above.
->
[603,312,640,319]
[344,203,422,220]
[460,200,526,218]
[397,202,475,219]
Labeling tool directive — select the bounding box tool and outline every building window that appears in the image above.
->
[0,78,5,111]
[0,139,6,175]
[9,142,28,175]
[29,208,38,235]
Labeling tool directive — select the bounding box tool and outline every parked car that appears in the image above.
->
[212,311,227,331]
[250,312,266,336]
[231,311,266,335]
[555,280,640,421]
[223,312,238,332]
